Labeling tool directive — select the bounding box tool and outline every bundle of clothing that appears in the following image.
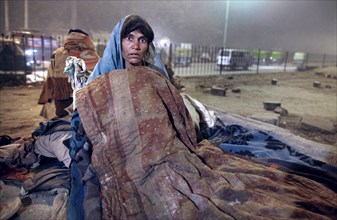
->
[38,30,100,118]
[70,67,337,219]
[0,118,73,219]
[0,118,72,188]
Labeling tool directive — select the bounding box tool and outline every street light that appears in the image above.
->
[223,0,230,49]
[24,0,28,29]
[220,0,230,75]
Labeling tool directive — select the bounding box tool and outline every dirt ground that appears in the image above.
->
[0,66,336,147]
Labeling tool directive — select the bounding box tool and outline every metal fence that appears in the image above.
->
[163,43,337,76]
[0,33,59,75]
[1,34,336,79]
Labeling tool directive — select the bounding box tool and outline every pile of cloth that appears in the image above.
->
[0,118,72,219]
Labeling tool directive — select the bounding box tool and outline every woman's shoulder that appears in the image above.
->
[145,62,167,78]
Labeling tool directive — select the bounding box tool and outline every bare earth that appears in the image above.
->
[0,66,336,147]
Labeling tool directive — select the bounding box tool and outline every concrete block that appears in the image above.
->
[271,78,278,85]
[263,101,281,111]
[250,112,280,126]
[231,88,241,93]
[313,81,321,88]
[273,106,288,116]
[211,85,227,96]
[300,114,336,134]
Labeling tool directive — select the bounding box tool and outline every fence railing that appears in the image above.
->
[1,34,336,79]
[163,43,337,76]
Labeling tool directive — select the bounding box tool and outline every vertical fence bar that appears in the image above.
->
[305,53,309,66]
[213,46,217,75]
[1,34,7,73]
[201,45,204,75]
[206,46,210,74]
[256,49,261,74]
[48,36,53,81]
[31,35,36,78]
[203,45,205,75]
[49,36,53,58]
[1,34,3,71]
[206,46,211,73]
[172,43,176,74]
[203,45,207,75]
[22,34,27,74]
[191,45,194,76]
[220,47,223,75]
[11,35,17,75]
[196,45,198,75]
[169,43,172,64]
[41,35,45,74]
[193,45,195,75]
[210,46,213,74]
[200,45,203,75]
[322,54,326,67]
[174,43,179,76]
[198,45,201,75]
[283,51,288,72]
[185,43,188,76]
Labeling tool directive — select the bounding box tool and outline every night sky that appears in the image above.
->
[1,0,336,54]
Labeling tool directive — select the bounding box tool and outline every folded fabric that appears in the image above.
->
[22,166,71,194]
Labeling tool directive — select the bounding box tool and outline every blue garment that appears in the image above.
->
[199,123,337,174]
[87,15,169,84]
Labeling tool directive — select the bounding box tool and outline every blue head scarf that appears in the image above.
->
[87,15,169,84]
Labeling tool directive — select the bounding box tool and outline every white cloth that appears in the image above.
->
[34,131,71,167]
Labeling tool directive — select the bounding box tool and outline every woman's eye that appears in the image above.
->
[140,38,147,43]
[124,34,133,41]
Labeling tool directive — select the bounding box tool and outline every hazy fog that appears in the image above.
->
[1,0,336,54]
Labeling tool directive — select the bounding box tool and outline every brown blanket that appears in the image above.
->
[76,67,337,219]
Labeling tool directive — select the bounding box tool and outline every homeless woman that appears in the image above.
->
[67,15,171,219]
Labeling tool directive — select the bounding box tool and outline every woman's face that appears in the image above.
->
[122,30,149,68]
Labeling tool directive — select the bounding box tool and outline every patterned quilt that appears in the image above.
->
[76,66,337,219]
